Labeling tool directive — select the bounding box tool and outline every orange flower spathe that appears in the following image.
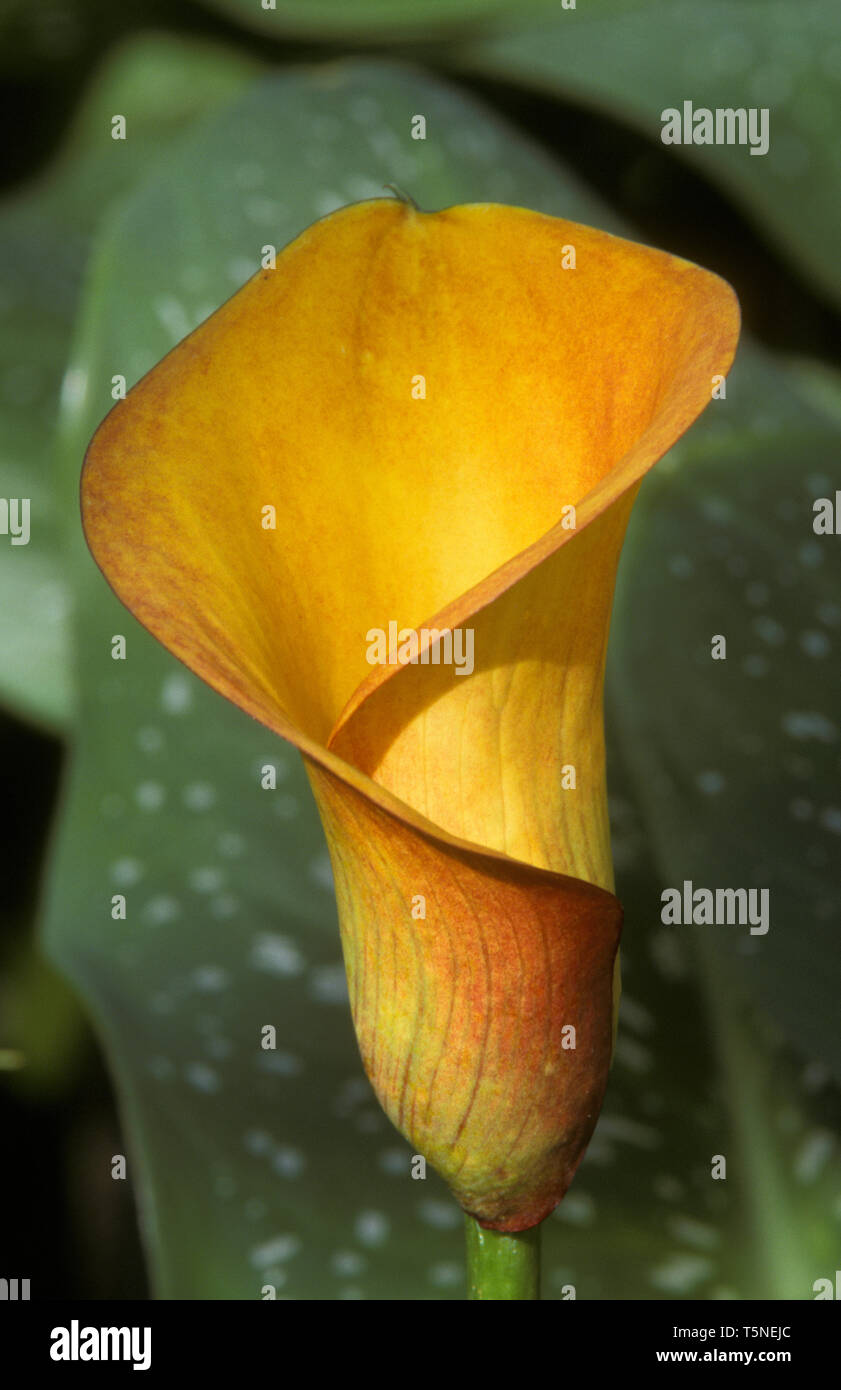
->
[81,199,740,1228]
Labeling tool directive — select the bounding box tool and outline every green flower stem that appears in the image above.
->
[465,1216,541,1300]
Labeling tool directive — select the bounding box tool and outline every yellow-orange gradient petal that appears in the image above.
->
[81,198,740,1229]
[308,758,621,1230]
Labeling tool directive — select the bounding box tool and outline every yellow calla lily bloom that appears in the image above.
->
[81,199,739,1231]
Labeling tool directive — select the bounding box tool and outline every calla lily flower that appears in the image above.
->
[81,199,739,1232]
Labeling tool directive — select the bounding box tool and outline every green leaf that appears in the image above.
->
[0,940,89,1097]
[458,0,841,308]
[576,784,840,1302]
[0,34,258,731]
[608,344,841,1082]
[43,57,839,1298]
[196,0,558,41]
[0,202,76,730]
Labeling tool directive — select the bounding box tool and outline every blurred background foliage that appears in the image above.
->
[0,0,839,1300]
